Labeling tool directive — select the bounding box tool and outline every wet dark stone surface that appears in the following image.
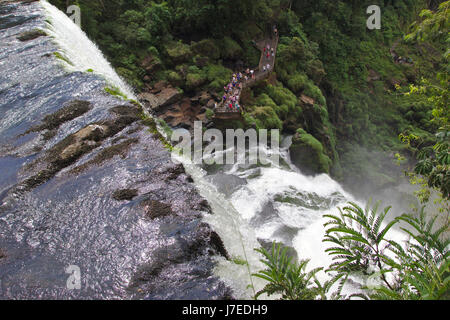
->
[0,1,231,299]
[112,188,139,201]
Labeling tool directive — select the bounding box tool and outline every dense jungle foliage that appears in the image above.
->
[48,0,448,206]
[46,0,449,300]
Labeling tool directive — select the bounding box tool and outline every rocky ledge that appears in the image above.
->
[139,81,219,130]
[0,0,232,300]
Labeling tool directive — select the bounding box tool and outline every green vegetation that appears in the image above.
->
[254,243,329,300]
[47,0,448,190]
[104,86,128,100]
[398,2,449,202]
[231,256,249,266]
[290,128,332,174]
[254,201,449,300]
[140,113,173,151]
[53,51,72,65]
[43,0,450,301]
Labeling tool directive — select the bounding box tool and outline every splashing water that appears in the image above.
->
[32,1,411,299]
[41,0,136,100]
[38,3,358,297]
[171,140,357,298]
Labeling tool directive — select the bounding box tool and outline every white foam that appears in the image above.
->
[41,1,136,100]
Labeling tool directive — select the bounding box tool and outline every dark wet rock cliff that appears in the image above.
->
[0,0,231,299]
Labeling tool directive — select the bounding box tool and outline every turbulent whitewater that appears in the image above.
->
[40,1,135,100]
[0,0,408,300]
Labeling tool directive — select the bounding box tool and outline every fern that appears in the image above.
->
[254,202,449,300]
[253,243,326,300]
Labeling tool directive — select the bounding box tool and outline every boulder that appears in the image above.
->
[300,94,315,106]
[17,28,46,41]
[73,124,106,141]
[140,87,183,112]
[112,188,138,201]
[199,91,211,105]
[140,55,162,74]
[206,99,216,109]
[151,81,168,94]
[289,128,331,175]
[141,200,173,220]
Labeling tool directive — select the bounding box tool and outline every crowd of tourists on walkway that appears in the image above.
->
[216,28,278,113]
[221,70,253,112]
[220,43,276,112]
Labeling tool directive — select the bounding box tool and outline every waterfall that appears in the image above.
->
[36,1,409,299]
[41,0,136,100]
[172,141,360,298]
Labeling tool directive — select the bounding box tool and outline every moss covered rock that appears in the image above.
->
[17,29,46,41]
[165,41,192,64]
[141,200,173,219]
[191,39,220,60]
[251,106,283,131]
[289,128,332,175]
[186,72,207,90]
[25,100,92,140]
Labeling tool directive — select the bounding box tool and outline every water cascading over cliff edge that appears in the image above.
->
[0,0,231,299]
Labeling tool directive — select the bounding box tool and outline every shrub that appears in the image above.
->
[218,37,243,59]
[167,71,184,87]
[191,39,220,60]
[165,41,192,63]
[251,106,283,130]
[186,72,207,90]
[205,108,214,120]
[205,64,233,92]
[254,202,450,300]
[265,85,298,114]
[286,73,309,94]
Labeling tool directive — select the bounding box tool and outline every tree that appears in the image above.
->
[401,1,449,202]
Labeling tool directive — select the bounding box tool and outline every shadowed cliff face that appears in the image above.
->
[0,1,231,299]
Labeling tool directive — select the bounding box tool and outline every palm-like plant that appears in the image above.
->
[323,200,397,289]
[374,208,450,299]
[253,243,323,300]
[253,202,449,300]
[253,242,350,300]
